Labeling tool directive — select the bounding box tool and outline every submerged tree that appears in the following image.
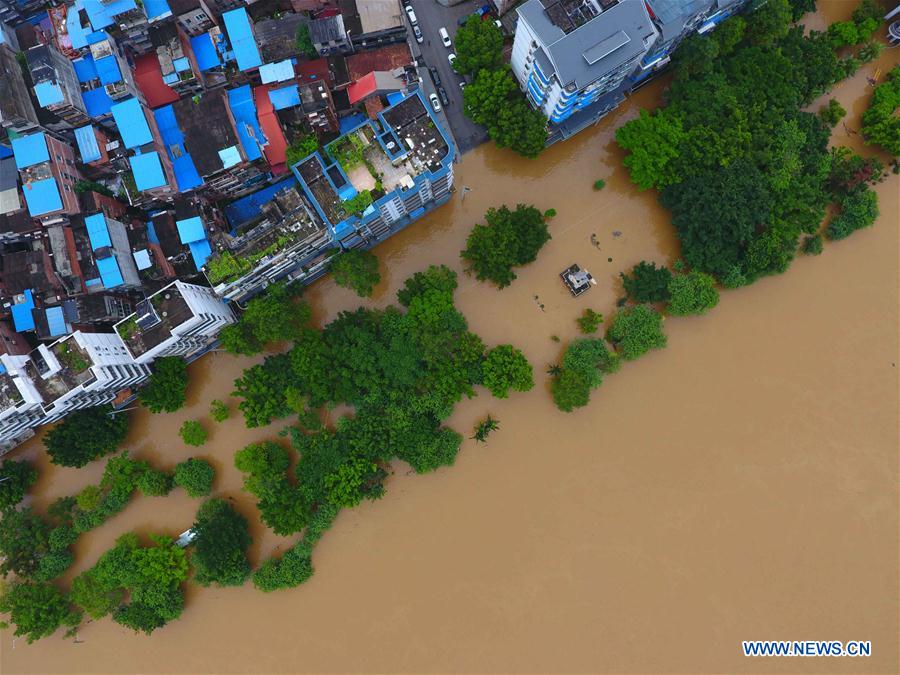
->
[190,499,252,587]
[472,415,500,443]
[606,305,667,361]
[139,357,188,414]
[330,250,381,297]
[44,407,128,468]
[0,459,38,511]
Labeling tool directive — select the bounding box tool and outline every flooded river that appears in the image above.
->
[2,3,898,672]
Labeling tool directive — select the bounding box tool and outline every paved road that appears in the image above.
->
[402,0,491,154]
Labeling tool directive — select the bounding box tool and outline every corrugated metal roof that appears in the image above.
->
[22,178,62,216]
[269,84,300,110]
[74,125,102,163]
[74,56,99,83]
[144,0,172,20]
[153,104,203,192]
[11,133,49,169]
[82,87,114,117]
[111,98,153,149]
[191,34,221,72]
[227,85,265,161]
[95,54,122,85]
[222,8,262,71]
[259,59,294,84]
[11,290,35,332]
[188,238,212,270]
[176,215,205,243]
[96,255,125,288]
[85,212,112,250]
[46,306,69,337]
[133,248,152,269]
[130,152,167,191]
[34,80,64,107]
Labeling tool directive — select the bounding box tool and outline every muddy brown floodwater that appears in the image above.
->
[2,3,898,672]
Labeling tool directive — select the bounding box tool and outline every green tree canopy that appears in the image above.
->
[285,134,319,166]
[0,581,81,644]
[330,249,381,297]
[0,507,50,577]
[179,420,208,447]
[173,458,215,498]
[615,109,685,190]
[461,204,551,287]
[234,442,306,535]
[861,66,900,156]
[826,187,879,240]
[620,261,672,304]
[191,499,252,587]
[44,406,128,468]
[139,357,188,414]
[666,271,720,316]
[551,338,620,412]
[482,345,534,399]
[453,15,504,76]
[0,460,37,511]
[606,305,667,361]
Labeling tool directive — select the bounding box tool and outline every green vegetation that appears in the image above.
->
[44,406,128,468]
[606,305,667,361]
[210,399,230,422]
[295,24,316,59]
[74,179,114,197]
[0,460,37,511]
[861,66,900,156]
[453,15,504,75]
[576,309,604,334]
[0,581,80,643]
[341,189,374,216]
[826,188,879,240]
[206,251,251,284]
[234,442,306,535]
[70,533,188,635]
[472,415,499,443]
[825,0,881,49]
[666,270,720,316]
[620,261,672,304]
[285,134,319,166]
[179,420,208,447]
[55,342,89,372]
[173,458,215,498]
[551,339,620,412]
[615,0,881,286]
[0,508,51,577]
[461,204,551,288]
[190,499,252,587]
[802,234,824,255]
[593,179,606,190]
[136,468,173,497]
[330,249,381,297]
[481,345,534,399]
[139,357,188,413]
[463,68,548,158]
[220,283,310,356]
[819,98,846,127]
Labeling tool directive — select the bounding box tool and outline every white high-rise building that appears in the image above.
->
[0,354,47,452]
[113,280,236,364]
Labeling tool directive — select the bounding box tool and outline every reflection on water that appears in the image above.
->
[2,3,897,671]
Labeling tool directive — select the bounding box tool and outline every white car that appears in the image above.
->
[413,25,423,43]
[448,53,457,67]
[429,92,441,112]
[494,19,502,30]
[439,27,451,48]
[405,5,417,25]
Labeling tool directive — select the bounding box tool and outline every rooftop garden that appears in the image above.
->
[53,341,91,374]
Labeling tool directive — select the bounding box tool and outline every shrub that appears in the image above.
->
[191,499,252,587]
[818,99,846,127]
[666,270,720,316]
[606,305,667,360]
[179,420,208,447]
[136,468,173,497]
[576,308,604,334]
[593,179,606,190]
[173,458,215,498]
[551,338,620,412]
[826,188,879,240]
[210,399,229,422]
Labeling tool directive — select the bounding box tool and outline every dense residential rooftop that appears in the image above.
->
[115,282,192,357]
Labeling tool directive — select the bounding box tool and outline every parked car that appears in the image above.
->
[448,53,457,68]
[438,86,450,106]
[494,19,502,30]
[413,25,423,43]
[429,67,441,87]
[459,81,466,90]
[402,0,411,6]
[429,92,441,112]
[439,27,451,48]
[405,5,417,25]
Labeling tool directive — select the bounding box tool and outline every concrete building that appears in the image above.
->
[109,97,176,201]
[10,131,83,223]
[0,44,39,133]
[511,0,658,143]
[26,43,90,129]
[114,279,234,364]
[84,212,143,292]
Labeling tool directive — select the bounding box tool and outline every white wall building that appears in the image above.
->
[114,280,235,364]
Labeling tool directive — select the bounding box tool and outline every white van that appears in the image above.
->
[439,27,451,47]
[405,5,418,25]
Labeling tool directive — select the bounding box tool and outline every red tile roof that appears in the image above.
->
[133,53,180,109]
[346,44,412,81]
[347,71,377,105]
[253,85,288,174]
[296,58,332,86]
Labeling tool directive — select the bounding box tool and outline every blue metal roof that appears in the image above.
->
[146,220,160,244]
[34,81,64,107]
[176,216,205,244]
[85,212,112,249]
[11,290,35,332]
[339,113,367,134]
[73,56,99,83]
[224,177,294,229]
[96,255,124,288]
[190,33,221,72]
[0,145,11,159]
[222,8,262,71]
[82,87,114,117]
[133,248,152,270]
[83,0,137,30]
[260,59,294,84]
[130,152,167,191]
[386,91,405,105]
[11,133,49,169]
[153,105,203,192]
[95,54,122,85]
[173,57,190,72]
[218,146,241,168]
[22,178,62,216]
[143,0,171,20]
[67,1,108,49]
[74,125,101,163]
[46,306,69,337]
[269,85,300,110]
[111,98,152,149]
[227,85,265,161]
[188,238,212,270]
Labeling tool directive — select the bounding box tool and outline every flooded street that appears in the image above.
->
[2,3,898,672]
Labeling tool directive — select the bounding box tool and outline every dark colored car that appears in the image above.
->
[429,67,441,87]
[438,86,450,106]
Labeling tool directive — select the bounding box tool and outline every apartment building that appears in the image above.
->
[0,43,39,133]
[10,131,83,223]
[26,43,91,129]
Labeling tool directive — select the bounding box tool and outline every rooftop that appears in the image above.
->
[171,93,242,177]
[0,368,25,412]
[115,282,192,357]
[346,43,411,80]
[130,152,168,191]
[255,13,306,63]
[25,339,96,404]
[222,8,262,71]
[111,98,153,149]
[153,104,203,191]
[309,15,345,45]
